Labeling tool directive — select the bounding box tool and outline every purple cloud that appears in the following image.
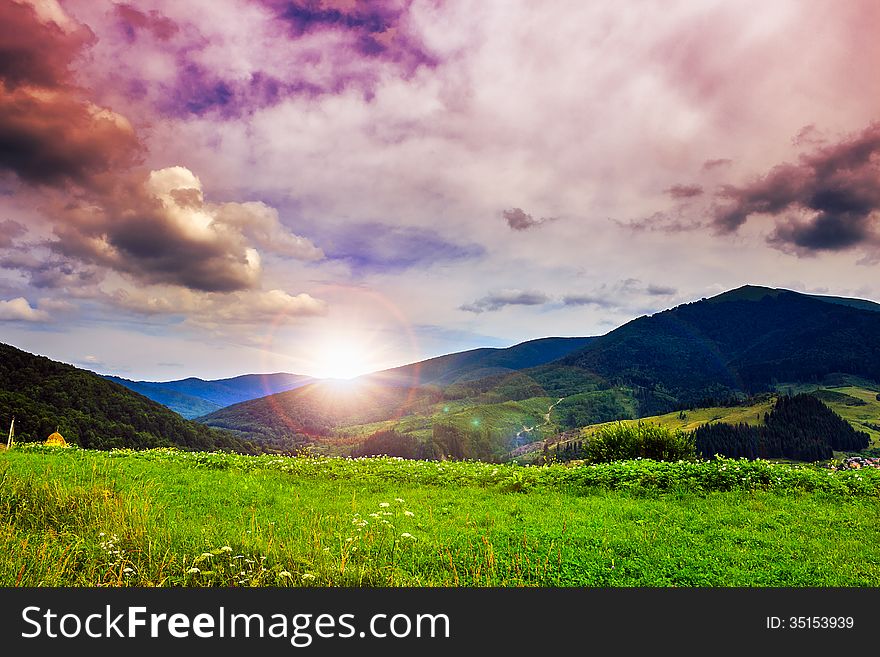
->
[0,219,27,248]
[664,184,704,199]
[503,208,556,231]
[324,222,484,274]
[713,122,880,254]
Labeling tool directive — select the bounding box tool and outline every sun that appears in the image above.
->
[310,342,376,380]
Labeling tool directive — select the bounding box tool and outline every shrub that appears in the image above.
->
[586,423,695,463]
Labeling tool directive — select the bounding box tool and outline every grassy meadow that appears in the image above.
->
[3,445,880,587]
[575,384,880,448]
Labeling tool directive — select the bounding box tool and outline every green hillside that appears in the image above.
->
[0,342,253,453]
[563,385,880,451]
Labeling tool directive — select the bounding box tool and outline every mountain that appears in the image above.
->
[104,372,314,418]
[0,342,254,453]
[101,377,222,419]
[199,336,596,443]
[196,285,880,458]
[553,285,880,402]
[373,336,595,386]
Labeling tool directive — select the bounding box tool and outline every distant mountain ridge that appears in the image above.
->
[197,285,880,454]
[372,336,596,387]
[198,336,598,442]
[104,373,314,419]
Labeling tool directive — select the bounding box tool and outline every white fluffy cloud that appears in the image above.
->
[0,297,49,322]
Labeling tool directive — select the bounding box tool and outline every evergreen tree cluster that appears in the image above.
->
[554,440,589,461]
[694,394,869,461]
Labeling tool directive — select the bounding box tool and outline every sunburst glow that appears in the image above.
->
[309,341,378,380]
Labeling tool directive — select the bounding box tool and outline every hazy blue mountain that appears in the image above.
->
[104,373,314,418]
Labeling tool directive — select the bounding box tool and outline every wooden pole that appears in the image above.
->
[6,417,13,450]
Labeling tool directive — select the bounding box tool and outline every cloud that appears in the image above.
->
[0,296,49,322]
[324,222,483,273]
[76,354,104,369]
[48,165,321,293]
[562,279,676,309]
[106,285,326,327]
[617,212,703,234]
[266,0,436,72]
[114,4,179,42]
[0,2,142,189]
[646,284,677,296]
[664,184,703,199]
[502,208,556,231]
[0,250,104,290]
[702,158,732,171]
[712,122,880,255]
[460,289,550,313]
[561,294,616,308]
[97,1,438,120]
[0,4,322,295]
[0,1,90,90]
[0,219,27,248]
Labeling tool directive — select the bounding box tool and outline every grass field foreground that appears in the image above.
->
[2,446,880,587]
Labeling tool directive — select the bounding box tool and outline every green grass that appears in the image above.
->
[571,386,880,448]
[2,445,880,587]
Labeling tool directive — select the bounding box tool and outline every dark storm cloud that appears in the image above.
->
[503,207,556,231]
[325,222,484,274]
[0,5,321,295]
[0,2,142,189]
[0,1,92,89]
[712,122,880,254]
[460,290,550,314]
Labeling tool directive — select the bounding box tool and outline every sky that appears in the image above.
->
[1,0,879,380]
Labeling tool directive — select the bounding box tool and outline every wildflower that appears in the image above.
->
[279,571,292,578]
[379,502,390,508]
[400,532,415,539]
[123,568,134,574]
[404,510,415,517]
[395,498,405,503]
[187,567,200,574]
[302,573,316,581]
[220,546,232,552]
[200,552,214,559]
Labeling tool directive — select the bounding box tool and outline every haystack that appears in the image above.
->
[45,430,68,447]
